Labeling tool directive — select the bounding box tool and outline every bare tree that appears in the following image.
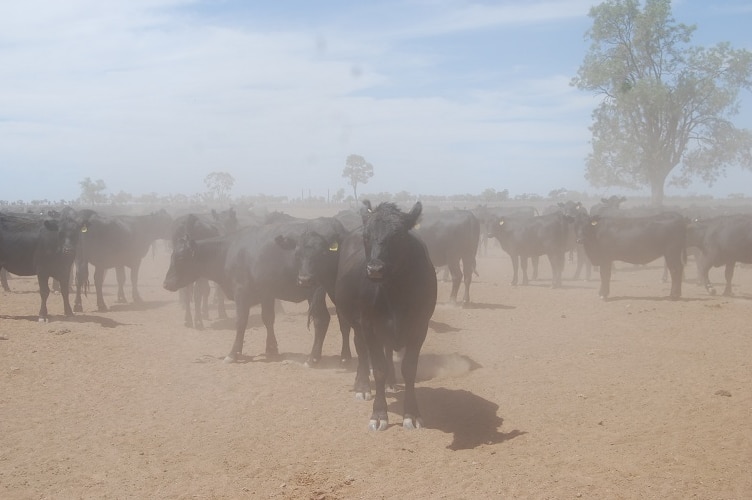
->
[342,154,373,204]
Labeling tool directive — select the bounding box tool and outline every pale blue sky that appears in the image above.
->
[1,0,751,202]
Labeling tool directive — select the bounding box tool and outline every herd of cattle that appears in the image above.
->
[2,196,752,429]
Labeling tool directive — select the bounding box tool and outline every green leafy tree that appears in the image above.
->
[204,171,235,203]
[342,154,373,203]
[78,177,107,205]
[572,0,752,205]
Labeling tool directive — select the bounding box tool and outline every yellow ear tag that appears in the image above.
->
[499,220,504,226]
[81,225,88,233]
[329,242,339,252]
[590,220,598,226]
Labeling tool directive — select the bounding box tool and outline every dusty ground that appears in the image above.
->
[1,235,751,499]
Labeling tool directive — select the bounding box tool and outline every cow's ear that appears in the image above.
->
[275,235,297,251]
[44,219,59,232]
[405,201,422,230]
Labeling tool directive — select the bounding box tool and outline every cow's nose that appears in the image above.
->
[297,274,314,287]
[366,261,385,280]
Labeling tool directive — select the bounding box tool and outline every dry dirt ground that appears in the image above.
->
[1,234,751,499]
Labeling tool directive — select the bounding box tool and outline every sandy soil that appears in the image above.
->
[1,236,751,499]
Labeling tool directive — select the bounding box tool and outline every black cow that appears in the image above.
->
[414,209,479,304]
[163,217,348,364]
[487,211,570,288]
[74,209,173,312]
[590,195,627,216]
[171,211,238,328]
[472,204,538,258]
[556,201,592,280]
[574,212,686,300]
[0,211,81,321]
[274,228,353,366]
[687,214,752,296]
[335,201,437,430]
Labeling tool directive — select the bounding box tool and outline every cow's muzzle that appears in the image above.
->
[297,274,314,287]
[366,261,385,281]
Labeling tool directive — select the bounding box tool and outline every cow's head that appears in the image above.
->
[163,236,199,292]
[43,213,82,257]
[275,231,341,287]
[486,216,505,240]
[574,213,599,244]
[360,200,421,282]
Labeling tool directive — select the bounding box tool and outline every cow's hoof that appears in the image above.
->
[355,391,372,401]
[223,356,237,364]
[369,415,388,431]
[73,305,83,313]
[38,317,48,323]
[403,416,423,430]
[304,357,320,368]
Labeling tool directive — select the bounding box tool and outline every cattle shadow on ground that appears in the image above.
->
[106,300,173,312]
[0,313,126,328]
[62,314,127,328]
[429,319,462,333]
[604,295,713,303]
[388,387,526,450]
[461,302,516,311]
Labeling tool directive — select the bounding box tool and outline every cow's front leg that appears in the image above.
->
[37,275,51,322]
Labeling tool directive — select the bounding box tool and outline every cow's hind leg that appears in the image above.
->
[94,267,108,312]
[37,275,51,322]
[446,259,462,304]
[598,262,612,300]
[666,252,683,299]
[115,266,127,303]
[130,264,143,304]
[260,297,279,357]
[225,292,251,363]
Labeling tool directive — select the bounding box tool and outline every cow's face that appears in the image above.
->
[487,216,504,240]
[44,216,81,256]
[163,236,200,291]
[361,200,421,282]
[574,213,598,244]
[275,231,339,287]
